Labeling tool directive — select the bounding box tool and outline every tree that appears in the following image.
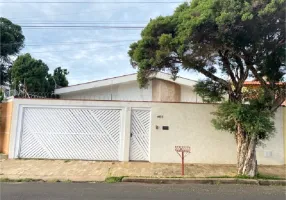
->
[128,0,285,177]
[0,17,25,85]
[48,67,69,91]
[11,53,50,93]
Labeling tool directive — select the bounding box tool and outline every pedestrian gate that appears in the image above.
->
[129,109,151,161]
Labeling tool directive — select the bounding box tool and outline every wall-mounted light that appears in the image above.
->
[157,115,163,118]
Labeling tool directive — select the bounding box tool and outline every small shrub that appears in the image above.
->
[105,176,124,183]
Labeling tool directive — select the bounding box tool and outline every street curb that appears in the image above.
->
[258,180,286,186]
[122,177,286,186]
[0,154,8,160]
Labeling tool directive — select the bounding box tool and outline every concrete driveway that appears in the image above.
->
[1,182,285,200]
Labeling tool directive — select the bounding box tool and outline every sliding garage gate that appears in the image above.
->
[18,107,122,160]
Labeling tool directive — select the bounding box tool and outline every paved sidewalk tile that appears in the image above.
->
[0,159,285,181]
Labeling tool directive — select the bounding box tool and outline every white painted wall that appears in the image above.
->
[180,85,203,102]
[60,81,152,101]
[149,103,284,165]
[9,98,285,165]
[256,108,285,165]
[59,79,202,103]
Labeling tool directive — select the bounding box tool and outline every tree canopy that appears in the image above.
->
[47,67,69,91]
[129,0,285,100]
[11,54,69,94]
[0,17,25,85]
[129,0,286,177]
[11,53,50,93]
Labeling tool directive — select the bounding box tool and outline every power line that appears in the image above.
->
[26,44,128,54]
[17,23,147,26]
[20,25,144,30]
[21,25,144,28]
[8,4,152,20]
[14,20,148,22]
[1,39,137,46]
[16,21,148,24]
[22,28,142,31]
[0,1,183,4]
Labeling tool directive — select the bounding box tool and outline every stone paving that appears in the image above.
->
[0,159,285,182]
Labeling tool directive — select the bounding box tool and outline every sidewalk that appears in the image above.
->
[0,159,285,182]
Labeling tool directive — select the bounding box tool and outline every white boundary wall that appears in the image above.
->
[9,98,285,165]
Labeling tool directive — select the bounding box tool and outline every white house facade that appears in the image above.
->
[55,72,202,102]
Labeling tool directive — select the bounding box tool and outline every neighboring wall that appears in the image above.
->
[0,101,13,154]
[284,107,286,165]
[60,81,152,101]
[8,98,285,165]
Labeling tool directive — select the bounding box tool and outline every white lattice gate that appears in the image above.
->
[129,109,151,161]
[18,107,122,160]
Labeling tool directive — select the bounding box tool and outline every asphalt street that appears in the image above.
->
[0,182,285,200]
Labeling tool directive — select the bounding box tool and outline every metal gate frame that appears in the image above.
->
[13,105,125,160]
[129,108,152,161]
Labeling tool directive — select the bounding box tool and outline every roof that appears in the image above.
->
[244,81,285,86]
[244,81,286,106]
[55,72,197,95]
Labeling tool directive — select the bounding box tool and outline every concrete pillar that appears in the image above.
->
[0,101,13,155]
[119,107,131,161]
[284,107,286,165]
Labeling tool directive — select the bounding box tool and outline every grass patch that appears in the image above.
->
[207,175,232,179]
[0,178,74,183]
[255,174,283,180]
[46,179,61,183]
[61,179,72,183]
[207,173,284,180]
[105,176,124,183]
[0,178,11,182]
[0,178,43,182]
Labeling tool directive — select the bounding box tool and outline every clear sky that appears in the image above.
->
[1,1,204,85]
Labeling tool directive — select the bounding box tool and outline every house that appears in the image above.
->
[1,97,285,165]
[55,72,203,103]
[244,81,286,106]
[1,75,285,164]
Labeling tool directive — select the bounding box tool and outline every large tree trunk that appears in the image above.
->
[236,123,258,177]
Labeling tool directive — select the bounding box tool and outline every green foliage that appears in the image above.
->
[0,18,25,85]
[47,67,69,91]
[0,64,11,86]
[11,53,50,93]
[10,54,69,93]
[0,18,25,61]
[0,178,42,182]
[128,0,285,145]
[208,174,284,180]
[254,173,283,180]
[0,90,4,102]
[194,79,226,103]
[212,99,275,141]
[129,0,285,87]
[105,176,124,183]
[53,67,69,87]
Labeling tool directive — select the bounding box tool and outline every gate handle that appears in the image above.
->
[131,133,133,137]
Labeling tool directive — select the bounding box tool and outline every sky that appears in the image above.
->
[0,0,204,85]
